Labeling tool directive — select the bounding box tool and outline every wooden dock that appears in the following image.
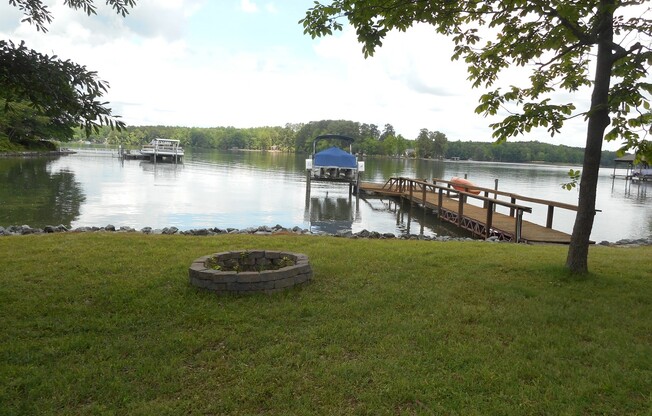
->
[359,177,578,244]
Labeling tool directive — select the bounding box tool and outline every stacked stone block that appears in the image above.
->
[189,251,312,294]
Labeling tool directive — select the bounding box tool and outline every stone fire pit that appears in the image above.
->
[189,250,312,294]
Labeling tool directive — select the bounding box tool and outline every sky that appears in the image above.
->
[1,0,642,150]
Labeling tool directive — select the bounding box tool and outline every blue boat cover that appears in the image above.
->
[314,147,357,168]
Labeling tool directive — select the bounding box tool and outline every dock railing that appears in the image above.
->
[70,148,120,157]
[378,177,579,241]
[381,177,578,229]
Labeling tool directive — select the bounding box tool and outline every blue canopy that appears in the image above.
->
[314,147,357,168]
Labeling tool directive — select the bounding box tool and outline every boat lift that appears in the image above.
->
[305,134,365,197]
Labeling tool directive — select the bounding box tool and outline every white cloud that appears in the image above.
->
[240,0,259,13]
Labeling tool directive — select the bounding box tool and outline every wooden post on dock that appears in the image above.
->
[422,184,427,215]
[457,194,464,225]
[494,179,499,212]
[485,201,494,239]
[515,209,524,242]
[438,188,444,216]
[546,205,554,228]
[305,158,312,195]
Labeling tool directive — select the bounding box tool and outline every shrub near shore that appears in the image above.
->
[1,233,650,414]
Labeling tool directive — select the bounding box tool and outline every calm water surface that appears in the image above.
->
[1,148,650,242]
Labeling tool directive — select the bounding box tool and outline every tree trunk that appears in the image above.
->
[565,1,614,274]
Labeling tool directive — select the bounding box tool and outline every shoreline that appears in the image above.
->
[0,149,75,158]
[1,224,650,247]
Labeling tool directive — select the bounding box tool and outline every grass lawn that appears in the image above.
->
[1,233,651,415]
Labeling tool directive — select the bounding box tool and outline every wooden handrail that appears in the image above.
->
[428,177,578,211]
[386,177,533,213]
[429,177,579,230]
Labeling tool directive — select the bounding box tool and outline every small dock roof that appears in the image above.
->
[614,154,636,163]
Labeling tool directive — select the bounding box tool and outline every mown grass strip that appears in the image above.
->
[1,234,651,415]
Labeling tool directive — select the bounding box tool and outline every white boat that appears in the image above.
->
[140,138,184,162]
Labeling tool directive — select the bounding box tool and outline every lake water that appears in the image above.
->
[1,148,650,242]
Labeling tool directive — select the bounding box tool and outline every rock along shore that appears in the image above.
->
[1,224,650,246]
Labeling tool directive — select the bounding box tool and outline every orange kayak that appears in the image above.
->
[450,177,481,195]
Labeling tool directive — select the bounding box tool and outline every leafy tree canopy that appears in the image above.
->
[1,1,137,141]
[300,0,652,273]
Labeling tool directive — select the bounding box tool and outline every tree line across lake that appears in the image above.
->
[1,114,621,166]
[89,119,621,167]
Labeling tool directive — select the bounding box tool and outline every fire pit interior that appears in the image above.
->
[189,250,312,294]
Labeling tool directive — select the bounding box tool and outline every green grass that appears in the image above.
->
[1,234,651,415]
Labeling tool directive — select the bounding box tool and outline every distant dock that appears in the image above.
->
[68,138,184,163]
[359,177,578,243]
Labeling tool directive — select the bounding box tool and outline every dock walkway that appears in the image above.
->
[359,178,577,243]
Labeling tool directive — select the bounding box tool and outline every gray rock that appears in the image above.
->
[3,223,649,246]
[21,226,39,235]
[162,226,179,235]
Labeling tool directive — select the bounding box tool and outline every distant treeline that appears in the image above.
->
[74,119,622,167]
[444,140,621,167]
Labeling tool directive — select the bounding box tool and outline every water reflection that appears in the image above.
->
[190,150,306,175]
[139,161,184,178]
[304,185,360,234]
[364,197,472,238]
[2,148,650,241]
[617,178,648,201]
[0,158,84,227]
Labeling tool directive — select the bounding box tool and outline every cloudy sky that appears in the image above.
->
[1,0,632,149]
